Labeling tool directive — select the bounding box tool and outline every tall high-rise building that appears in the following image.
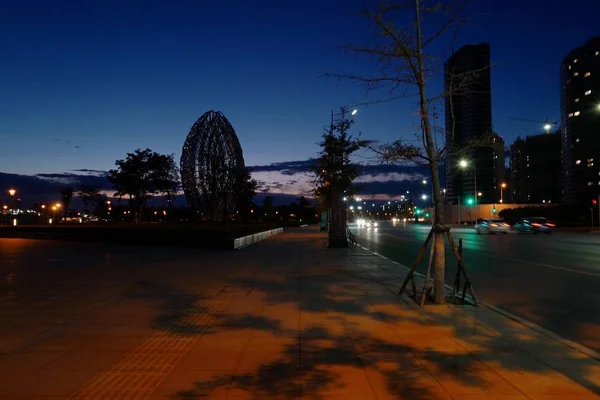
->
[444,43,502,205]
[560,36,600,204]
[510,132,561,203]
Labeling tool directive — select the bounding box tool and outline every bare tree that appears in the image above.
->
[326,0,489,304]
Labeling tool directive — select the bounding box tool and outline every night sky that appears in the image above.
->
[1,0,599,176]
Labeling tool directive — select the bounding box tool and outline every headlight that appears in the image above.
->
[373,222,378,227]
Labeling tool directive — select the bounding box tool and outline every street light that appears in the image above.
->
[500,182,507,203]
[351,109,358,116]
[8,189,15,210]
[459,159,477,205]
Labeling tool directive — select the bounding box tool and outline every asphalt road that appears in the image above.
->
[351,222,600,352]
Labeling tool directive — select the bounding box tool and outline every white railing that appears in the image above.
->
[232,228,284,249]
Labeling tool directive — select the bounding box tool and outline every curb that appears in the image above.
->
[232,228,284,250]
[357,244,600,362]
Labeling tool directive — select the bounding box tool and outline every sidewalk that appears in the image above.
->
[0,229,599,399]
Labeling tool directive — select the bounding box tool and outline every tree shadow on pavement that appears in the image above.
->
[124,233,600,399]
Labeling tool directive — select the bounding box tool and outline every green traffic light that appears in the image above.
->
[425,212,430,218]
[492,208,497,213]
[466,198,474,205]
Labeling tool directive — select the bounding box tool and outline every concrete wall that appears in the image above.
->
[443,203,556,224]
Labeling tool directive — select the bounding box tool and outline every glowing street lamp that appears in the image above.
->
[351,109,358,116]
[500,182,507,203]
[459,159,477,205]
[8,189,15,210]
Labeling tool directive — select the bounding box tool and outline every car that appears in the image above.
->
[513,217,555,234]
[366,220,379,229]
[357,219,379,228]
[475,218,510,234]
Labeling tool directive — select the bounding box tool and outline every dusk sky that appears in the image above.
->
[1,0,600,176]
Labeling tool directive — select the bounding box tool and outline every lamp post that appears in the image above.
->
[500,182,507,203]
[8,189,15,210]
[459,159,477,205]
[55,203,61,221]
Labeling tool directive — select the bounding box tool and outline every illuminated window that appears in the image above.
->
[589,158,594,162]
[585,90,592,95]
[575,98,580,102]
[576,160,582,165]
[569,65,572,69]
[596,51,599,56]
[574,58,578,63]
[568,113,573,118]
[574,72,579,76]
[574,111,581,116]
[585,72,592,77]
[576,138,580,142]
[588,181,594,186]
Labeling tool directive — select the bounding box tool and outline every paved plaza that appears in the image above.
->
[0,228,599,399]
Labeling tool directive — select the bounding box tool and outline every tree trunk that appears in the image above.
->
[430,160,446,304]
[415,0,445,304]
[328,189,348,248]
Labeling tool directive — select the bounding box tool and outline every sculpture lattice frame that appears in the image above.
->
[180,110,245,221]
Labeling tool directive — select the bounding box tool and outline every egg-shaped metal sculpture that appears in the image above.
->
[180,111,245,220]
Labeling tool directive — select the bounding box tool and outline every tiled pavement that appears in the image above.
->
[0,229,599,399]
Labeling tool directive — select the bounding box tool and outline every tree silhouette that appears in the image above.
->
[262,196,274,218]
[107,149,179,223]
[314,107,367,208]
[314,107,368,247]
[59,186,74,221]
[233,167,258,221]
[76,184,101,214]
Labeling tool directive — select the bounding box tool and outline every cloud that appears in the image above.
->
[2,158,443,208]
[35,172,112,189]
[355,172,424,183]
[71,168,107,175]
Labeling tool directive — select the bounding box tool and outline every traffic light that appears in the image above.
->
[425,212,430,218]
[492,207,497,214]
[466,198,474,205]
[593,199,598,205]
[415,208,421,215]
